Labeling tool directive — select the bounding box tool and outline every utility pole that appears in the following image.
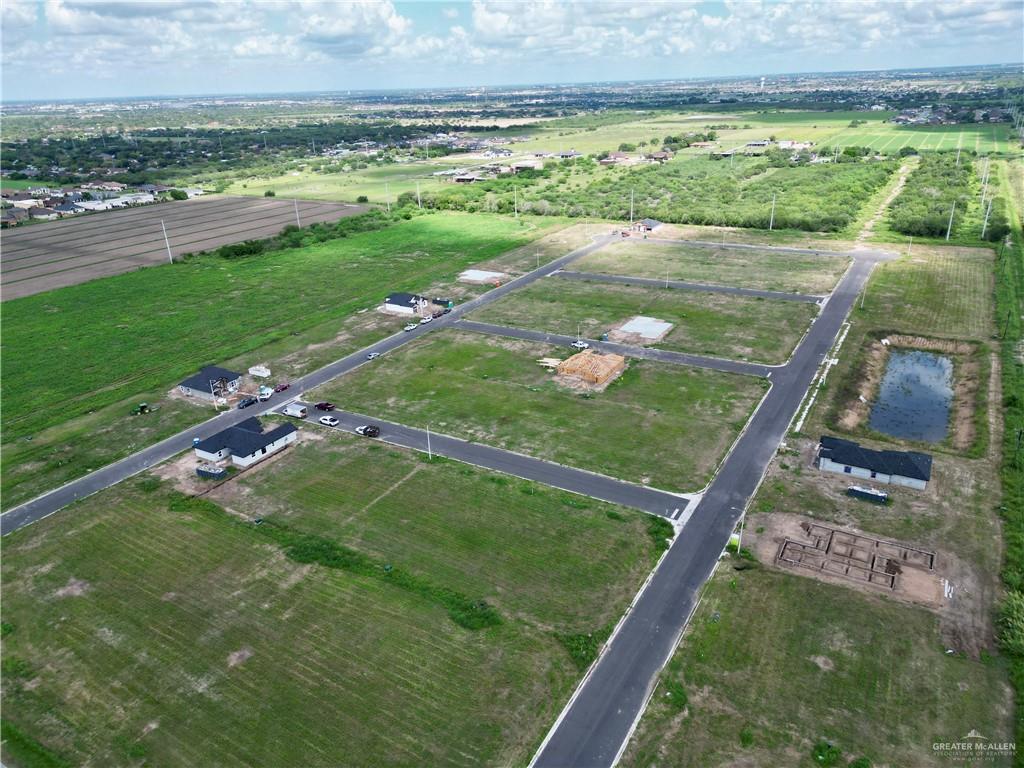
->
[907,235,913,256]
[426,425,432,460]
[981,196,993,240]
[945,200,956,241]
[514,185,519,219]
[1002,309,1012,338]
[161,220,173,264]
[955,147,961,166]
[629,188,634,226]
[416,180,422,209]
[385,182,390,214]
[769,192,777,231]
[294,199,301,228]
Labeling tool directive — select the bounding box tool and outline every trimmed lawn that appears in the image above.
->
[311,330,767,491]
[621,567,1013,768]
[470,278,818,364]
[578,240,850,295]
[1,449,662,767]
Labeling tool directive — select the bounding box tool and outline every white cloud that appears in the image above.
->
[1,0,1019,96]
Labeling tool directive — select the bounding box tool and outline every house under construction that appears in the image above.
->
[556,350,626,385]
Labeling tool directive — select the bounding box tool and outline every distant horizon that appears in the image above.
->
[2,60,1019,107]
[3,0,1020,102]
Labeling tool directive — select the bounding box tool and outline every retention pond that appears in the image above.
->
[868,349,953,443]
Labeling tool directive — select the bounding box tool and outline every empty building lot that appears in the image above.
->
[1,196,364,300]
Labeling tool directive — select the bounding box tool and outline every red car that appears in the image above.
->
[315,401,336,411]
[274,383,290,393]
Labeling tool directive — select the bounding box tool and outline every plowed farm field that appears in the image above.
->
[0,196,365,299]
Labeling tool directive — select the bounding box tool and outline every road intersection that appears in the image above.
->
[0,230,894,767]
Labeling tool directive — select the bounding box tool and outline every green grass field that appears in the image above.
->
[859,247,994,340]
[0,213,567,512]
[818,122,1016,154]
[1,443,665,767]
[2,213,555,441]
[310,330,767,491]
[620,566,1013,768]
[219,435,660,629]
[226,161,468,204]
[576,240,850,295]
[470,278,818,364]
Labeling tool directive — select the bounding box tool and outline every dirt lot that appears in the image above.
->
[751,437,1003,658]
[1,196,365,299]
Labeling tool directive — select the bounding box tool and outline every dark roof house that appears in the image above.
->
[179,365,242,396]
[818,436,932,481]
[195,418,296,458]
[384,292,426,307]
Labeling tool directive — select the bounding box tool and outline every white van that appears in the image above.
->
[282,403,308,419]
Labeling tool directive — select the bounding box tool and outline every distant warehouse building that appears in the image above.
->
[194,417,297,468]
[816,435,932,490]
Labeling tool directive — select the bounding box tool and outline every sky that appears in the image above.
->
[1,0,1021,101]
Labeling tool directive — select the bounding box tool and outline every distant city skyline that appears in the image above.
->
[2,0,1021,102]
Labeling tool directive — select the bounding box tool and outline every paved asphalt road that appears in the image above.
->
[531,249,890,768]
[0,233,617,536]
[554,270,823,303]
[455,319,772,377]
[1,226,893,765]
[288,405,693,519]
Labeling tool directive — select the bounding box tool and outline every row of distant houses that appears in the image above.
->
[599,149,673,166]
[1,183,203,227]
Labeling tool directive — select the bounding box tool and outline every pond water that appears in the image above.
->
[868,349,953,443]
